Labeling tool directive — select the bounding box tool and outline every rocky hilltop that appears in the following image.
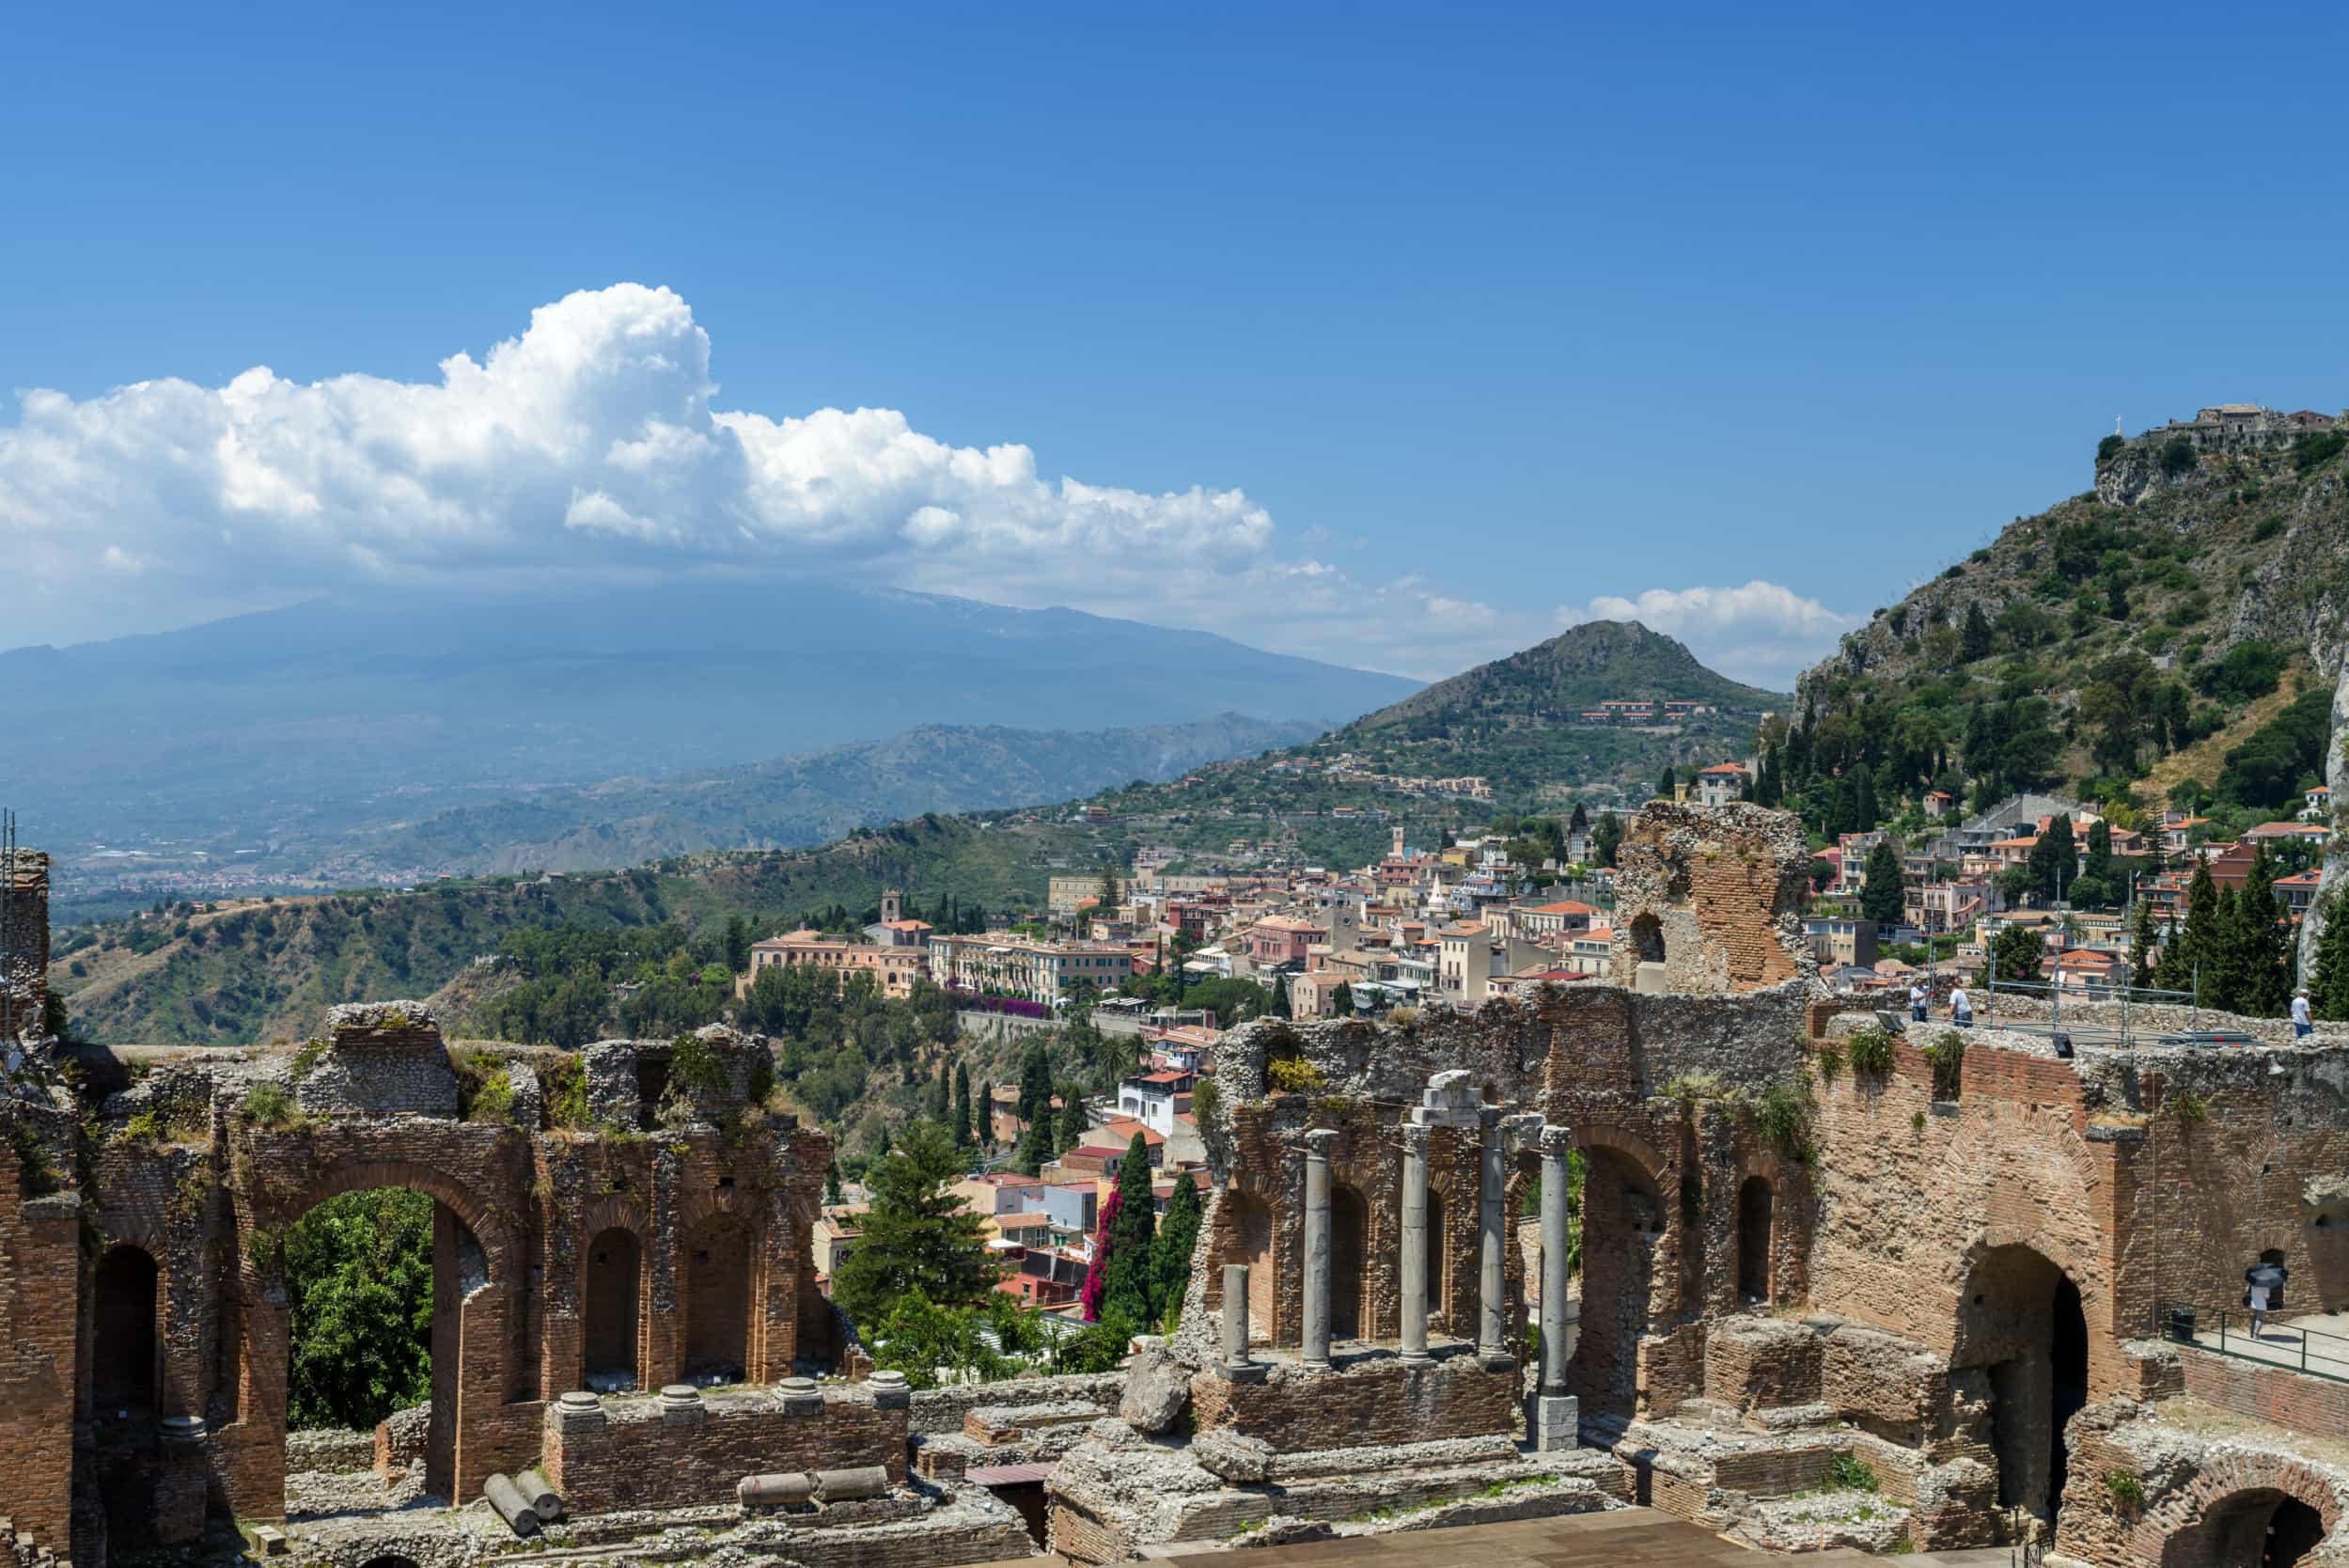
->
[1801,415,2349,712]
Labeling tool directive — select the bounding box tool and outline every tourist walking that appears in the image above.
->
[2293,990,2312,1039]
[1950,984,1973,1028]
[1910,980,1929,1024]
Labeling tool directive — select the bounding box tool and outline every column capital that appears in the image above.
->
[1399,1121,1433,1153]
[1539,1123,1574,1155]
[1303,1128,1339,1158]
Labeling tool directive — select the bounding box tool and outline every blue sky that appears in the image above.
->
[5,2,2348,686]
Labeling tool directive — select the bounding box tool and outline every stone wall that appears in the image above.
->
[540,1381,908,1513]
[1607,802,1812,994]
[1189,1352,1519,1450]
[0,850,46,1043]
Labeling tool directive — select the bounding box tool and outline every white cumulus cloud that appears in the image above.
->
[0,283,1841,687]
[1562,580,1855,689]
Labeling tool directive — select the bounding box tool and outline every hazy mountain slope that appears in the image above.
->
[3,580,1414,872]
[337,713,1325,877]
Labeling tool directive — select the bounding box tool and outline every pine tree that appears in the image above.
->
[1859,839,1905,927]
[1101,1133,1159,1327]
[831,1121,995,1328]
[1151,1173,1203,1327]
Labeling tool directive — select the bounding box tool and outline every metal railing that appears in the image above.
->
[2157,1300,2349,1385]
[1974,974,2202,1050]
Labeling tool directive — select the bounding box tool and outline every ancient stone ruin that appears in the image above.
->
[7,802,2349,1566]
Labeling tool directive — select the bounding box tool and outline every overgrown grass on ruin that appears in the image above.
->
[1844,1024,1896,1076]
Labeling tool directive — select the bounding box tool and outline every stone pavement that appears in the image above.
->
[2186,1308,2349,1382]
[965,1508,2024,1565]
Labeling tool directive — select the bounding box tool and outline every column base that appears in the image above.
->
[1400,1351,1436,1369]
[1477,1351,1518,1372]
[1221,1361,1268,1384]
[1531,1393,1579,1450]
[1301,1356,1333,1372]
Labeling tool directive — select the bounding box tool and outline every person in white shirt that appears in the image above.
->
[1950,985,1973,1027]
[1909,981,1929,1024]
[2293,991,2313,1040]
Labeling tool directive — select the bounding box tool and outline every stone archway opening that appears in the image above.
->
[272,1182,494,1514]
[1217,1188,1276,1343]
[2166,1489,2330,1567]
[1570,1145,1663,1417]
[1957,1245,2088,1531]
[683,1211,751,1382]
[93,1243,160,1416]
[1736,1176,1773,1305]
[583,1226,642,1391]
[1329,1184,1369,1341]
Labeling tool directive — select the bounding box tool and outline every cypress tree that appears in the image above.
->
[1962,601,1994,661]
[2203,886,2246,1012]
[2310,893,2349,1022]
[950,1063,972,1148]
[1017,1043,1053,1132]
[1658,763,1677,800]
[2129,899,2156,990]
[1859,839,1905,927]
[1102,1133,1158,1327]
[2235,845,2292,1017]
[1057,1093,1087,1154]
[1151,1173,1204,1326]
[1853,767,1880,833]
[2157,859,2220,999]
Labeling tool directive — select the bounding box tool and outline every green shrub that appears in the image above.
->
[667,1032,730,1100]
[1756,1077,1816,1163]
[2159,435,2197,478]
[1267,1057,1325,1094]
[454,1052,517,1124]
[1845,1024,1896,1075]
[543,1053,589,1128]
[2173,1090,2209,1124]
[1925,1029,1966,1101]
[2096,433,2126,464]
[2105,1470,2147,1509]
[1813,1041,1844,1082]
[242,1081,301,1129]
[2292,430,2344,473]
[1827,1453,1880,1493]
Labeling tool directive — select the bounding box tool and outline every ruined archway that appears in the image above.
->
[1955,1244,2088,1529]
[1214,1187,1277,1343]
[683,1211,751,1381]
[2163,1490,2331,1567]
[583,1226,642,1390]
[92,1244,159,1415]
[222,1153,516,1523]
[1570,1141,1664,1417]
[1736,1176,1773,1305]
[1329,1184,1368,1341]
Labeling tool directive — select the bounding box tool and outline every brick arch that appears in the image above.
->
[1206,1182,1278,1344]
[274,1156,514,1283]
[2136,1450,2349,1566]
[1571,1122,1670,1191]
[580,1193,650,1243]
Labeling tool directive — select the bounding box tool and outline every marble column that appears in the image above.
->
[1535,1122,1579,1449]
[1478,1106,1511,1368]
[1301,1129,1337,1369]
[1399,1123,1433,1366]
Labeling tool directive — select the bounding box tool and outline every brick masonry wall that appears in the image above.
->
[541,1387,907,1513]
[0,1173,79,1557]
[2174,1342,2349,1434]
